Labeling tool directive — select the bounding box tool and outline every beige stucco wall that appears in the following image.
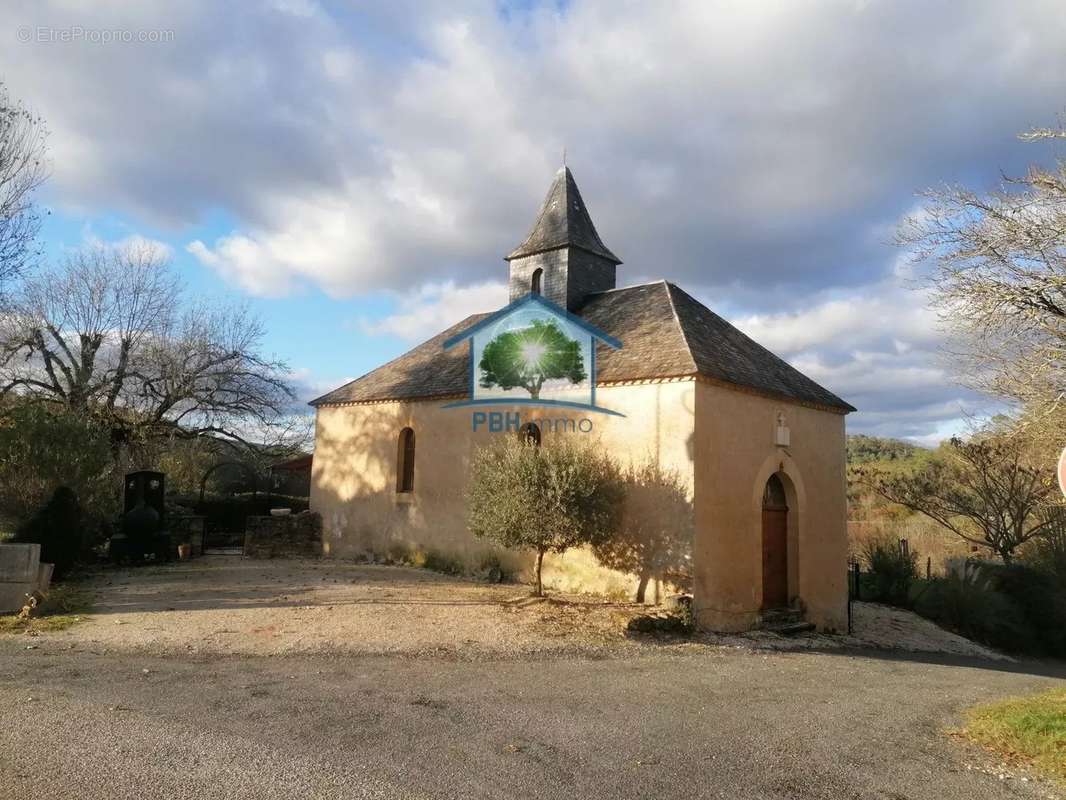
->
[310,380,697,597]
[310,377,848,630]
[691,381,848,632]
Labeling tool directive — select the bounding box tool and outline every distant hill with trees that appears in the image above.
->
[846,435,925,466]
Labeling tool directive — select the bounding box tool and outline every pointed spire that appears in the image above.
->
[505,167,621,264]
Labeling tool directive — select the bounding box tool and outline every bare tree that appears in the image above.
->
[0,241,299,455]
[898,117,1066,417]
[857,435,1060,563]
[0,82,48,292]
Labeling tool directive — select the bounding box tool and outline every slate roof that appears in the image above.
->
[310,281,854,412]
[505,167,621,264]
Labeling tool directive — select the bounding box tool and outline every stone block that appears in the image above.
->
[0,542,40,582]
[37,562,54,593]
[0,543,42,613]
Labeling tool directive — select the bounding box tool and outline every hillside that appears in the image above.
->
[846,434,925,466]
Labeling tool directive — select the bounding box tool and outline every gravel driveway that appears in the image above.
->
[1,642,1062,799]
[2,556,1062,799]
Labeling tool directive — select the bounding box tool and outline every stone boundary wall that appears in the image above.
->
[244,511,322,559]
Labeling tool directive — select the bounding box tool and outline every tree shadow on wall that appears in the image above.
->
[593,458,694,603]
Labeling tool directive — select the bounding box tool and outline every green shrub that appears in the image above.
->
[385,542,414,565]
[861,534,917,606]
[12,486,87,578]
[423,549,464,576]
[1022,526,1066,591]
[476,552,511,583]
[0,404,115,526]
[984,563,1066,658]
[912,565,1036,654]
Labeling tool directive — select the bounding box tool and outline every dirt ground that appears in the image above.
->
[27,555,1005,660]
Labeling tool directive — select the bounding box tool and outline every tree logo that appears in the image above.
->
[442,293,622,416]
[479,318,586,400]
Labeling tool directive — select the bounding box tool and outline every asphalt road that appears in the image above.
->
[1,642,1062,800]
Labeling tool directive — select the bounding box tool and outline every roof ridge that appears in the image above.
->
[664,283,855,413]
[662,281,700,375]
[582,279,667,296]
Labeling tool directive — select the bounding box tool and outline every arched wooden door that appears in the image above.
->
[761,474,789,609]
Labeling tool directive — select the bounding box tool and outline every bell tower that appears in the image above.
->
[505,167,621,311]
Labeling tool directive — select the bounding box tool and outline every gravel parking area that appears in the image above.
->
[41,556,644,658]
[20,556,1008,661]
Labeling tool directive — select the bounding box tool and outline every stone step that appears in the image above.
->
[760,608,814,636]
[761,608,803,624]
[766,621,817,636]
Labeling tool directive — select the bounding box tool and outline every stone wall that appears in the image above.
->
[244,511,322,559]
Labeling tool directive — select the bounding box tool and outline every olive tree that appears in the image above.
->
[466,436,624,595]
[592,459,693,602]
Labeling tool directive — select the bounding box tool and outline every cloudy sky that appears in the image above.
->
[4,0,1065,442]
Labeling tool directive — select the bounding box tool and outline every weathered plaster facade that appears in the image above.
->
[312,381,696,599]
[311,377,848,631]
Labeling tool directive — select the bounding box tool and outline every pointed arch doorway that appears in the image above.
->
[761,473,789,609]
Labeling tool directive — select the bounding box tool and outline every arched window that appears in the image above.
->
[518,422,541,447]
[531,268,543,296]
[762,473,787,510]
[396,427,415,493]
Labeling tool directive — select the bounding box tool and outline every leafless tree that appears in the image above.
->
[0,82,48,293]
[0,241,300,456]
[898,117,1066,418]
[857,435,1060,563]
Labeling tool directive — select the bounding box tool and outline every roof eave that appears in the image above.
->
[504,241,622,265]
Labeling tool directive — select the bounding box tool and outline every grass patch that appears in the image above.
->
[0,583,93,635]
[961,688,1066,785]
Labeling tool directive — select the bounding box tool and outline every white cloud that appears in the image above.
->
[731,286,940,357]
[4,0,1059,439]
[361,280,507,341]
[7,1,1066,299]
[728,279,996,441]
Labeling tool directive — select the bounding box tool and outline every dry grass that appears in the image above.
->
[849,517,972,575]
[0,584,93,635]
[961,689,1066,785]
